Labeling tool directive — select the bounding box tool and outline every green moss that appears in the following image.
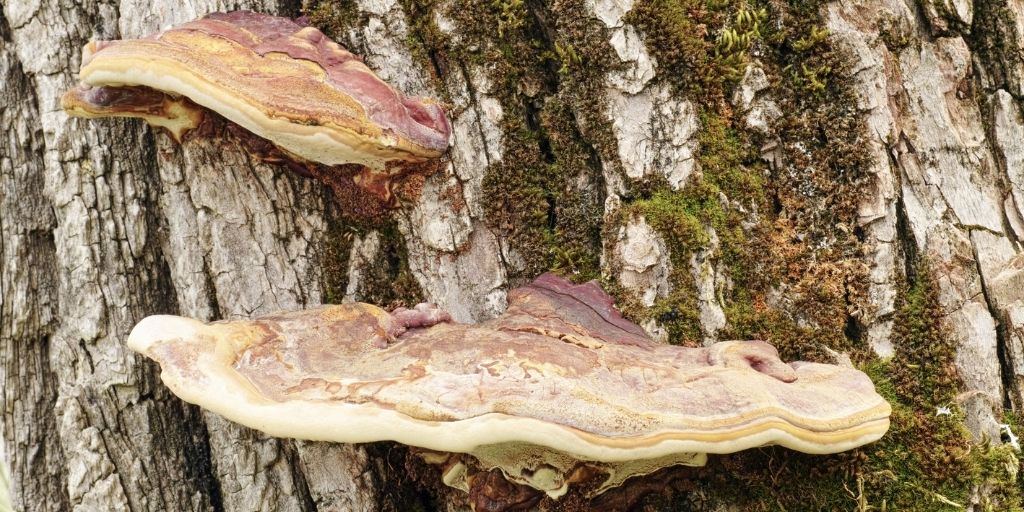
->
[608,0,874,353]
[890,262,959,407]
[626,0,869,247]
[610,112,781,346]
[353,222,425,308]
[852,263,1020,510]
[318,222,356,305]
[859,361,977,509]
[625,0,752,98]
[491,0,529,36]
[662,263,1023,511]
[318,219,424,309]
[304,0,364,46]
[878,13,917,52]
[968,0,1023,95]
[407,0,617,282]
[397,0,453,97]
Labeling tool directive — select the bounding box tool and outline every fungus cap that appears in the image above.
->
[128,274,890,496]
[62,11,450,168]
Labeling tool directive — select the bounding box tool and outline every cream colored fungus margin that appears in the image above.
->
[128,315,891,465]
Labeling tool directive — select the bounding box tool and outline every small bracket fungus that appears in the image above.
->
[128,274,890,508]
[62,11,451,205]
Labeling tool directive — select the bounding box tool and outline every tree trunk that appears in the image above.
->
[3,0,1024,509]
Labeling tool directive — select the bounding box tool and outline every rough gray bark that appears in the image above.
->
[824,0,1024,441]
[2,0,1024,510]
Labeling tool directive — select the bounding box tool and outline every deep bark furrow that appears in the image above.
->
[0,5,67,509]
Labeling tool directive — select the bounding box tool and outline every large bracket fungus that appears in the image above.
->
[128,273,891,508]
[62,11,451,205]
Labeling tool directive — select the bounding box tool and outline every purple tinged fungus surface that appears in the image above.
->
[128,273,891,500]
[61,11,451,203]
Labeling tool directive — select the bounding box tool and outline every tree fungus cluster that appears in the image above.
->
[63,11,890,510]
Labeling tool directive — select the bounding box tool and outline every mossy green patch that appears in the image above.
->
[878,12,918,52]
[413,0,617,282]
[607,112,770,344]
[304,0,364,47]
[318,220,355,306]
[607,109,855,355]
[318,218,424,310]
[653,263,1022,511]
[625,0,748,99]
[609,0,873,352]
[396,0,453,96]
[889,262,959,407]
[842,264,1022,510]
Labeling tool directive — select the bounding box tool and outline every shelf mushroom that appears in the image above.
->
[128,273,891,508]
[62,11,451,204]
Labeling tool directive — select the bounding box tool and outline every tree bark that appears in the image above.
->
[3,0,1024,510]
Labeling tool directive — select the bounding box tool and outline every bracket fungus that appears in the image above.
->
[62,11,451,205]
[128,273,890,508]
